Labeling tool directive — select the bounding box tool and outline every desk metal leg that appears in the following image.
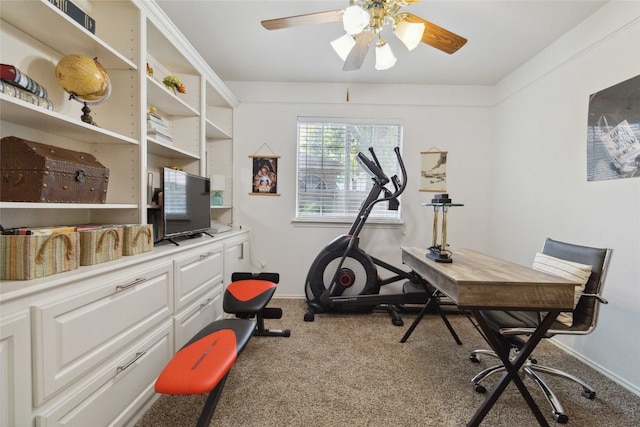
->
[400,289,462,345]
[466,309,560,427]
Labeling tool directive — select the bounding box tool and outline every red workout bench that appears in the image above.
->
[155,272,289,426]
[224,272,291,337]
[154,319,255,427]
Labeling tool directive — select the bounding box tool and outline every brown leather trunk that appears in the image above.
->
[1,136,109,203]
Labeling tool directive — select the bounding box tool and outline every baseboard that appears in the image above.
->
[550,338,640,397]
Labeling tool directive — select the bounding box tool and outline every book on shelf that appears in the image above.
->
[147,128,172,141]
[147,113,166,125]
[1,225,76,236]
[147,132,173,145]
[0,64,48,99]
[47,0,95,34]
[0,80,54,111]
[147,120,170,134]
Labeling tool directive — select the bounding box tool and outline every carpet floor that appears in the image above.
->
[135,298,640,426]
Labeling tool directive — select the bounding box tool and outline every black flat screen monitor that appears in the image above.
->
[162,167,210,241]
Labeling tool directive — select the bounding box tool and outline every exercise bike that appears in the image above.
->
[303,147,459,335]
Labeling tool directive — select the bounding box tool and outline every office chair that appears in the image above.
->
[468,238,611,424]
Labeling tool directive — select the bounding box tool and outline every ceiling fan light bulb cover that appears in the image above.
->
[331,33,356,61]
[375,42,396,70]
[343,5,369,35]
[394,21,425,51]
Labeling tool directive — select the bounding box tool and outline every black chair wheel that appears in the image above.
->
[474,384,486,394]
[283,330,291,337]
[469,355,480,363]
[581,390,596,399]
[392,318,404,327]
[554,413,569,424]
[303,311,315,322]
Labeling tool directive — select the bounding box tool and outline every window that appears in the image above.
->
[296,117,403,222]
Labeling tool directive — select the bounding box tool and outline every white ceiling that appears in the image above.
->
[156,0,609,86]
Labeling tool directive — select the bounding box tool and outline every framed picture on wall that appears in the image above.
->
[420,151,447,192]
[250,155,280,196]
[587,74,640,181]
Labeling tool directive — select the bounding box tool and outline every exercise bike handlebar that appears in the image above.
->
[358,147,407,201]
[356,152,389,186]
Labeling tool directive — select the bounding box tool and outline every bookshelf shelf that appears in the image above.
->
[0,0,136,71]
[0,95,138,145]
[0,202,138,210]
[146,76,199,117]
[147,137,200,159]
[206,117,232,140]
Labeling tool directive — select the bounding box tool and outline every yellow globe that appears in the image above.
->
[55,55,111,103]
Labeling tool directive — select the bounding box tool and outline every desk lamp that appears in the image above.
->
[424,193,463,263]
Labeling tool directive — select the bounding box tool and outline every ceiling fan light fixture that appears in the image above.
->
[343,5,370,35]
[394,20,425,51]
[375,39,396,70]
[331,33,356,61]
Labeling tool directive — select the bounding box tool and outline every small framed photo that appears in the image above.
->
[250,156,279,195]
[420,151,447,192]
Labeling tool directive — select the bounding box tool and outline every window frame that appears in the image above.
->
[295,117,405,225]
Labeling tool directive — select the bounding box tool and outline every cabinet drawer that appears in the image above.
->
[31,262,172,404]
[35,320,173,427]
[1,313,32,427]
[174,285,223,350]
[174,242,223,311]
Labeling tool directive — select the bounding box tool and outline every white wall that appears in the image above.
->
[489,1,640,394]
[225,1,640,395]
[227,83,494,297]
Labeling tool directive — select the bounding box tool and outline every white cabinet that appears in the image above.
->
[34,320,173,427]
[31,262,173,405]
[223,233,251,286]
[0,313,31,427]
[0,230,249,426]
[174,287,223,350]
[174,242,223,311]
[173,241,225,350]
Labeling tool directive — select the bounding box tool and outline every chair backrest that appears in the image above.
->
[542,238,611,331]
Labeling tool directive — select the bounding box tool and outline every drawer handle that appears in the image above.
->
[117,351,146,374]
[115,278,146,293]
[199,297,214,310]
[199,251,214,259]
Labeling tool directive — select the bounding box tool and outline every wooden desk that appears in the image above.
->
[401,246,575,426]
[402,246,574,310]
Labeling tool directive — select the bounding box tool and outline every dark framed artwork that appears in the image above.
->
[420,151,447,192]
[587,74,640,181]
[250,155,280,196]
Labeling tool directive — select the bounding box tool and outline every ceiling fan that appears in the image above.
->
[261,0,467,71]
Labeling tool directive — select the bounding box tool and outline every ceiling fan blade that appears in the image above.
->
[261,10,343,30]
[398,13,467,54]
[343,31,375,71]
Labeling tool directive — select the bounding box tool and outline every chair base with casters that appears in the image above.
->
[469,337,597,424]
[467,238,611,425]
[224,272,291,337]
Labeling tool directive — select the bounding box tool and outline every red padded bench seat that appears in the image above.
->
[155,318,256,427]
[224,272,290,337]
